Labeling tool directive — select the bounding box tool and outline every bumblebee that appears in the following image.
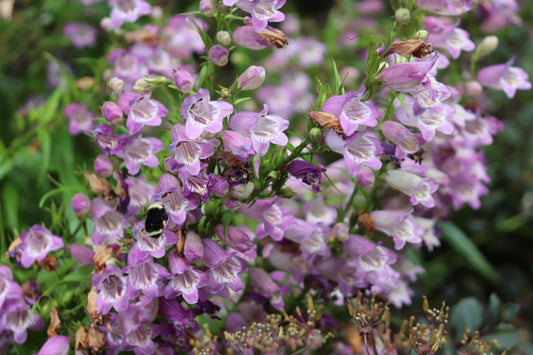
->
[145,202,168,238]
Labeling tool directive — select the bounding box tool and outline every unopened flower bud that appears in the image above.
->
[230,182,254,200]
[94,155,114,177]
[472,35,498,62]
[133,76,168,94]
[465,80,483,97]
[200,0,216,17]
[209,45,229,66]
[309,127,322,142]
[220,87,231,98]
[395,8,410,24]
[107,77,124,93]
[102,101,123,124]
[237,65,265,90]
[71,193,91,216]
[173,69,194,93]
[415,30,428,40]
[216,30,232,46]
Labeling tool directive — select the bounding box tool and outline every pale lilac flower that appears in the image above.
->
[215,225,255,257]
[380,121,422,159]
[37,335,70,355]
[424,17,474,59]
[118,135,163,175]
[237,65,266,90]
[94,125,122,156]
[181,88,234,139]
[2,299,44,343]
[414,0,472,15]
[232,25,270,50]
[91,265,128,314]
[165,252,205,304]
[131,223,173,259]
[304,197,337,225]
[166,124,218,176]
[325,130,382,177]
[283,219,331,263]
[229,105,289,156]
[321,86,379,136]
[377,54,439,93]
[208,45,229,66]
[184,231,204,263]
[240,200,287,241]
[90,198,126,245]
[477,57,531,98]
[64,103,95,136]
[220,130,254,161]
[125,253,170,303]
[0,266,23,310]
[384,169,438,208]
[227,0,286,33]
[108,0,152,29]
[118,93,168,134]
[19,225,64,268]
[370,210,422,250]
[154,174,200,227]
[63,22,97,49]
[478,0,522,33]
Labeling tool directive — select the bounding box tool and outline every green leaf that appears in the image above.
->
[439,221,500,282]
[482,328,522,349]
[488,293,502,324]
[1,182,19,229]
[36,127,51,186]
[450,297,484,339]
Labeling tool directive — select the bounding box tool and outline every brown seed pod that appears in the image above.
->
[387,39,433,58]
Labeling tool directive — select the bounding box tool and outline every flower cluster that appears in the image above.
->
[3,0,531,353]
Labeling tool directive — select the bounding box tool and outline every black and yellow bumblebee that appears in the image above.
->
[145,202,168,238]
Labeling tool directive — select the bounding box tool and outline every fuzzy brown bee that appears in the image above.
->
[387,39,433,58]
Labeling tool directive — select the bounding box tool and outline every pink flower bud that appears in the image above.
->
[71,193,91,215]
[102,101,123,124]
[173,69,194,93]
[200,0,216,17]
[208,45,229,66]
[237,65,265,90]
[94,155,114,177]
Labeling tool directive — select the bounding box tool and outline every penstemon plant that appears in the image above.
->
[1,0,531,354]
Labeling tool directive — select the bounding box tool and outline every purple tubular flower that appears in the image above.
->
[118,135,164,175]
[229,105,289,156]
[370,210,422,250]
[237,65,266,90]
[3,298,44,343]
[118,93,168,134]
[184,231,204,263]
[477,57,531,99]
[92,264,128,314]
[90,198,126,245]
[231,0,286,33]
[384,169,439,208]
[380,121,422,159]
[232,26,271,50]
[165,252,205,304]
[37,335,70,355]
[376,54,439,93]
[249,268,284,310]
[285,160,326,192]
[424,17,474,60]
[181,88,234,139]
[325,130,383,177]
[64,103,95,136]
[155,174,199,227]
[208,45,229,66]
[321,86,378,136]
[19,225,64,268]
[414,0,472,15]
[108,0,152,29]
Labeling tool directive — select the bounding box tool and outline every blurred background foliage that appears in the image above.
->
[0,0,532,353]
